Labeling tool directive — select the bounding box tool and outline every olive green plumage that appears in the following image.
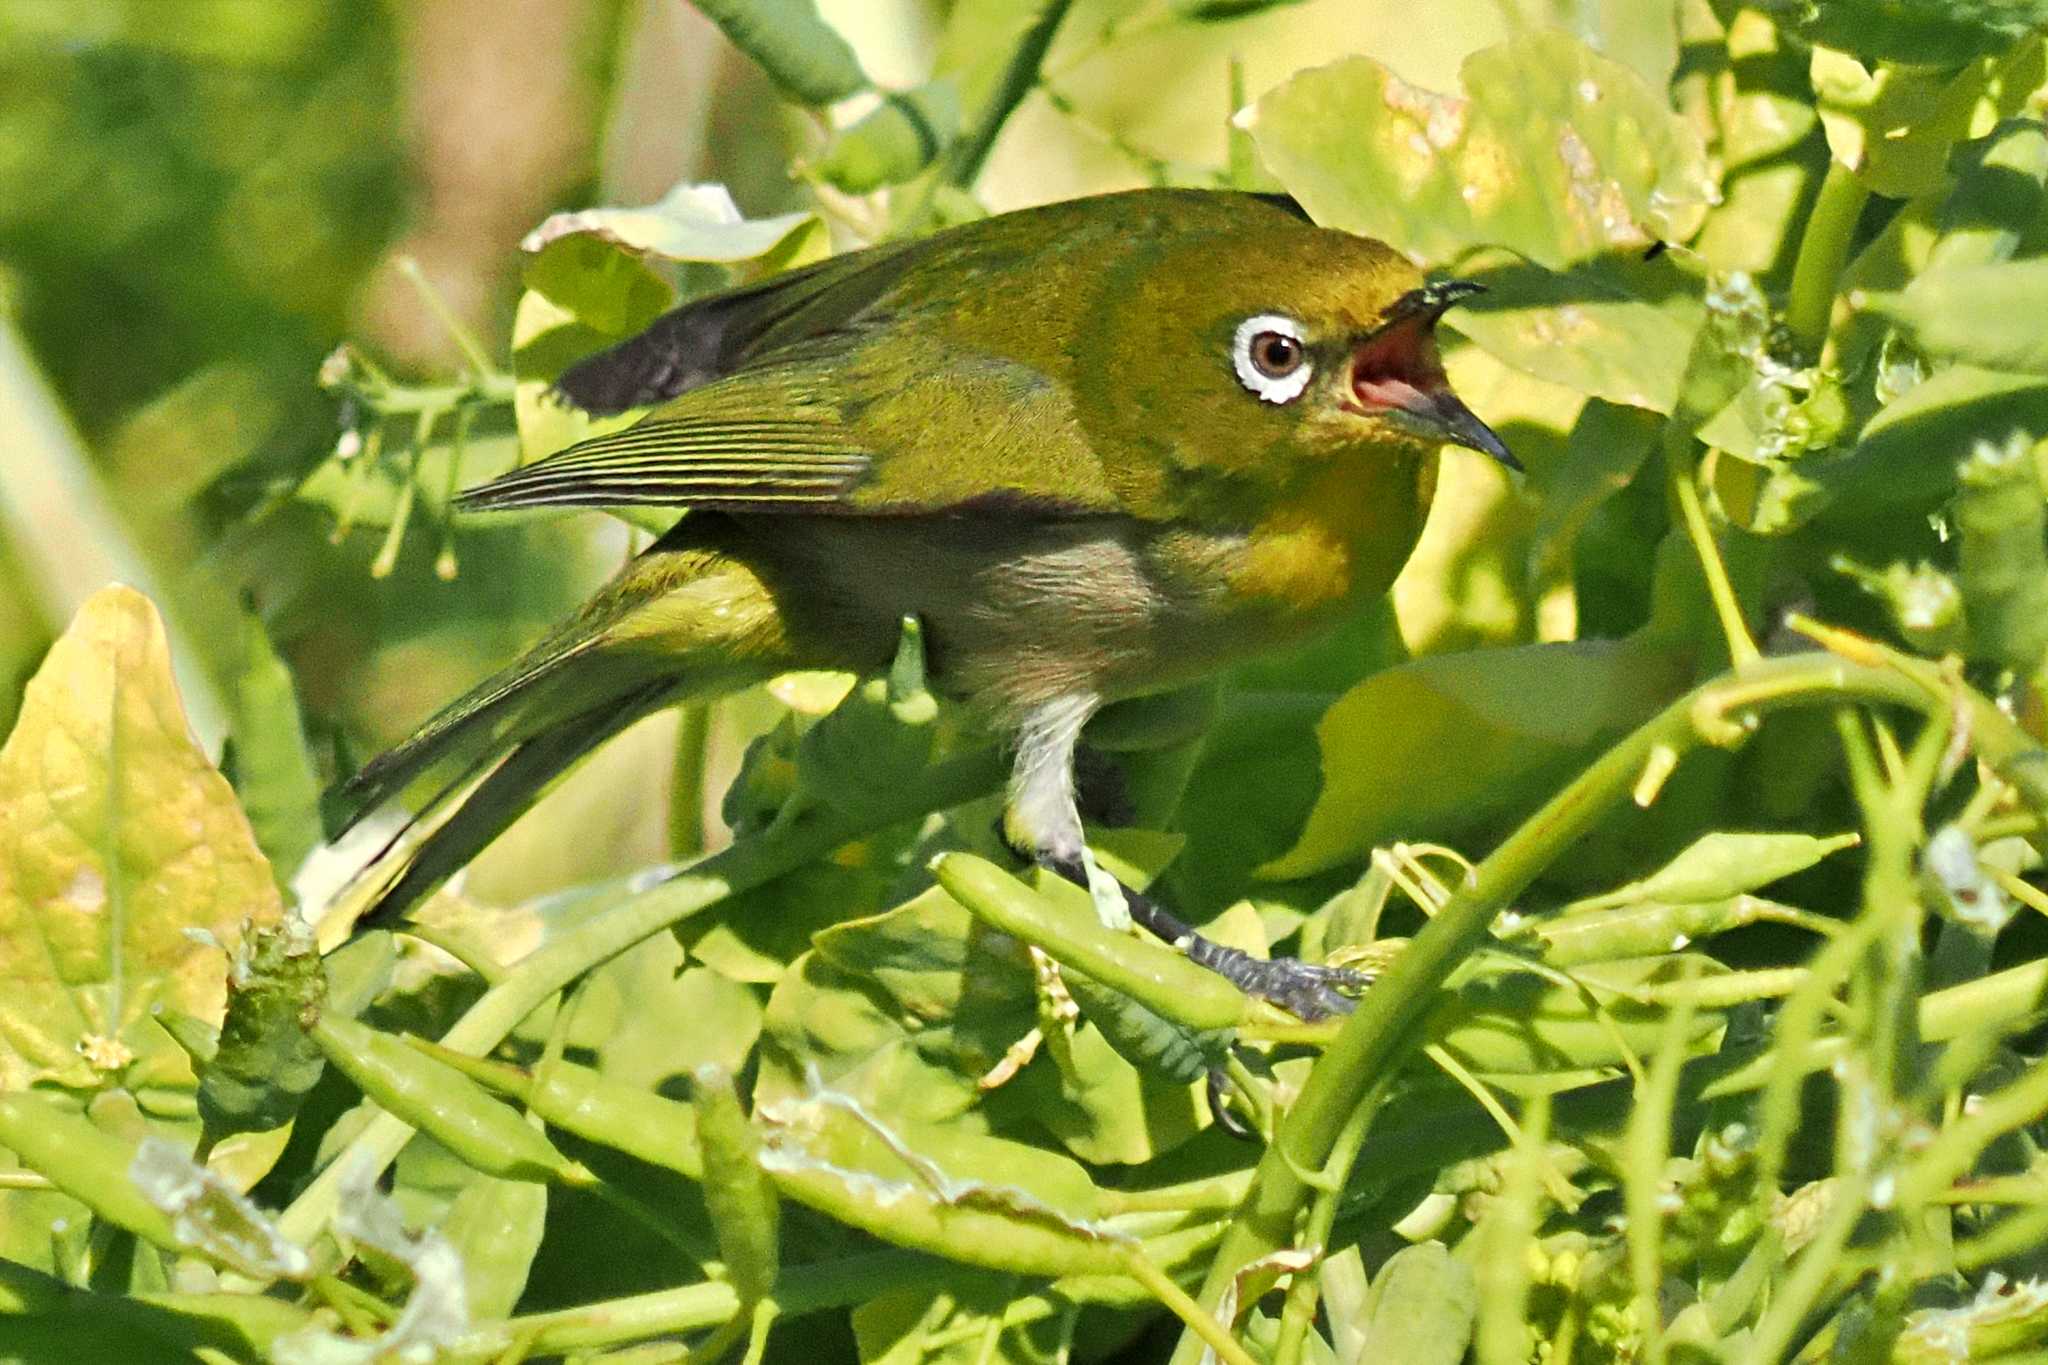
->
[338,188,1510,962]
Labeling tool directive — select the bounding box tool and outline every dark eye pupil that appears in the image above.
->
[1254,333,1301,376]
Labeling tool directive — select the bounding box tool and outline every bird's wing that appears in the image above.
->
[547,241,922,416]
[460,348,879,512]
[460,330,1132,518]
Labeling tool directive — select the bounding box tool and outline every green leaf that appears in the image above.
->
[755,950,989,1126]
[223,608,322,887]
[437,1175,546,1321]
[1781,0,2048,67]
[1449,251,1705,413]
[1862,259,2048,373]
[520,182,823,332]
[1956,431,2048,673]
[1500,0,1681,91]
[1528,399,1662,593]
[1245,32,1714,272]
[0,587,283,1093]
[1357,1242,1478,1365]
[815,82,961,194]
[997,1004,1210,1165]
[1817,365,2048,523]
[1812,39,2048,198]
[854,1270,1074,1365]
[1264,639,1691,879]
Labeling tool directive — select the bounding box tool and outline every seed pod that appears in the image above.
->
[312,1014,582,1185]
[693,0,868,106]
[754,1082,1124,1277]
[816,83,959,194]
[692,1065,779,1304]
[408,1039,704,1180]
[930,853,1246,1031]
[0,1092,181,1253]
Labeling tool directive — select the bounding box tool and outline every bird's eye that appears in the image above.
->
[1232,314,1313,404]
[1251,332,1303,377]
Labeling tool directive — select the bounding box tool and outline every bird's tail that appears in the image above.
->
[324,525,792,934]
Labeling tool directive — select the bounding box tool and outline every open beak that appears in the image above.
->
[1359,280,1521,474]
[1405,387,1520,473]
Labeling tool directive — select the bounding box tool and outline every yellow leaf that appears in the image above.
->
[0,586,281,1091]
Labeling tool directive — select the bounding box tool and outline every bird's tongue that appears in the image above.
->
[1350,314,1446,409]
[1352,319,1520,472]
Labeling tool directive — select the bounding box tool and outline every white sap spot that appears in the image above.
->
[62,868,106,915]
[1578,80,1599,103]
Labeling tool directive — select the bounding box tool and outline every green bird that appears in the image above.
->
[337,188,1513,1019]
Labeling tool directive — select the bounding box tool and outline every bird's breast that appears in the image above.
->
[1217,451,1437,629]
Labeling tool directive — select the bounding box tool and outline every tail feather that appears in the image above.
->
[325,526,795,937]
[335,629,603,836]
[348,681,677,929]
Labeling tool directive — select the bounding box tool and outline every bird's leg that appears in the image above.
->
[1006,695,1368,1023]
[1005,694,1133,930]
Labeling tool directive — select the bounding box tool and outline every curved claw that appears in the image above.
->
[1192,948,1366,1022]
[1036,852,1372,1021]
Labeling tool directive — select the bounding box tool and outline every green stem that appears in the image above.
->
[1168,654,1978,1365]
[396,255,498,382]
[1123,1251,1260,1365]
[0,312,230,748]
[1666,441,1760,668]
[1785,159,1870,357]
[941,0,1076,192]
[280,748,1005,1252]
[449,1251,939,1360]
[1271,1101,1371,1365]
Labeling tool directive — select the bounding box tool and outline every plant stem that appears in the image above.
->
[1123,1251,1260,1365]
[1666,440,1760,668]
[0,313,230,749]
[1168,655,1971,1365]
[449,1251,939,1360]
[1785,159,1870,358]
[941,0,1076,192]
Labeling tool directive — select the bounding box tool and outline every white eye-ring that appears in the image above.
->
[1232,314,1313,404]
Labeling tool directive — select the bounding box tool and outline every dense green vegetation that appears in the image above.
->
[11,1,2048,1360]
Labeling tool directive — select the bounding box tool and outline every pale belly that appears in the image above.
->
[718,509,1397,720]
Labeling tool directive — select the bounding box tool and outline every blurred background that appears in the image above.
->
[0,0,1569,908]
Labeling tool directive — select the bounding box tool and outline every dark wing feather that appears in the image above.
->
[552,240,918,415]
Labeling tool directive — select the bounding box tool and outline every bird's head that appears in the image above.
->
[1087,212,1515,487]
